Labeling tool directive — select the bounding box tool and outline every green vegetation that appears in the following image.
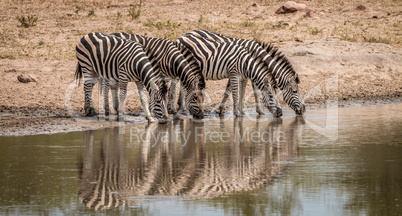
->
[38,39,45,46]
[198,15,204,24]
[87,10,95,17]
[16,15,38,28]
[75,5,81,14]
[310,27,324,35]
[242,20,255,27]
[145,19,181,31]
[128,2,142,20]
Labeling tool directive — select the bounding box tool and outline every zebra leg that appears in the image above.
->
[83,76,98,117]
[102,80,110,117]
[168,79,178,114]
[218,80,232,116]
[230,75,241,117]
[239,79,247,116]
[177,83,189,115]
[117,81,128,122]
[252,83,265,115]
[110,81,119,114]
[136,81,157,123]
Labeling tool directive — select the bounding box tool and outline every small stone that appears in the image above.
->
[305,9,319,18]
[355,5,373,12]
[17,74,37,83]
[252,3,259,7]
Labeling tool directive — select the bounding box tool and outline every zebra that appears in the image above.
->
[176,30,306,115]
[75,32,169,123]
[176,34,281,117]
[110,32,206,119]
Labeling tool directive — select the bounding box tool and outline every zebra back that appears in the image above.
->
[186,30,300,89]
[111,32,206,90]
[187,30,270,68]
[178,34,276,89]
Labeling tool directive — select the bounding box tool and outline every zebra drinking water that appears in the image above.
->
[110,32,206,119]
[75,32,169,123]
[177,30,306,115]
[176,34,281,117]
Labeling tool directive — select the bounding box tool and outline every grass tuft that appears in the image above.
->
[16,15,38,28]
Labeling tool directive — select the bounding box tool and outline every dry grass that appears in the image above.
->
[0,0,400,61]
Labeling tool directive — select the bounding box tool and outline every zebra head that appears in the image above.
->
[282,74,305,115]
[260,42,306,115]
[150,81,170,124]
[186,77,205,119]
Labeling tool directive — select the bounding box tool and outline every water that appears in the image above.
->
[0,104,401,215]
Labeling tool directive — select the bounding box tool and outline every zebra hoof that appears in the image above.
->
[218,110,225,116]
[233,111,242,117]
[257,110,265,115]
[85,107,97,117]
[117,115,125,122]
[173,113,181,120]
[146,116,157,123]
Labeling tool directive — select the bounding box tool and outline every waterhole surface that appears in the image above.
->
[0,104,401,215]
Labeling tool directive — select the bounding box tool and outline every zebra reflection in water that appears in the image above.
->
[78,117,305,210]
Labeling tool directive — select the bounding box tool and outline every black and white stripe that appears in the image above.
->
[110,32,205,119]
[187,30,305,115]
[176,34,281,117]
[75,32,169,123]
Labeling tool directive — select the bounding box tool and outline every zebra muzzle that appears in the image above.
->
[158,115,172,124]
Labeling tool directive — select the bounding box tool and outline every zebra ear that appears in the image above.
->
[295,74,300,84]
[149,81,159,92]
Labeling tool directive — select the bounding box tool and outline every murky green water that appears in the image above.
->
[0,104,401,215]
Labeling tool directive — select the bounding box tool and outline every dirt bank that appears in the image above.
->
[0,0,401,136]
[1,38,400,136]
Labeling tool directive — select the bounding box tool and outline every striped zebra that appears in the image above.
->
[176,34,281,117]
[179,30,306,115]
[75,32,169,123]
[110,32,205,119]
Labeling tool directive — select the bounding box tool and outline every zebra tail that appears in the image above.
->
[99,77,103,95]
[75,63,83,86]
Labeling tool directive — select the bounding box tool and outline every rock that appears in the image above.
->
[291,11,303,19]
[5,69,17,73]
[252,3,259,7]
[17,74,37,83]
[305,9,319,18]
[276,1,308,14]
[355,5,373,12]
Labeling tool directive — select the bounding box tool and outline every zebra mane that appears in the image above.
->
[258,42,300,84]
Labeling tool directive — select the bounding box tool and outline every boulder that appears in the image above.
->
[275,1,308,14]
